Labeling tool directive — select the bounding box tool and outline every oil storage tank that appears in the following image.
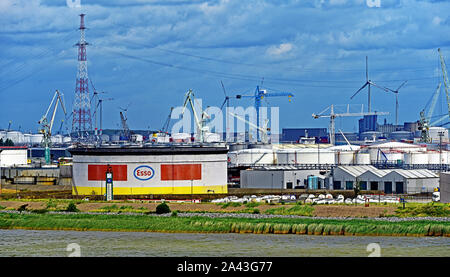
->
[276,148,335,165]
[69,145,228,196]
[404,152,429,165]
[228,148,275,166]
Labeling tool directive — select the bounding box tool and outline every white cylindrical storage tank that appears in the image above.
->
[356,153,371,165]
[6,131,24,145]
[335,151,356,165]
[297,148,335,165]
[204,132,221,143]
[360,131,382,141]
[51,134,63,144]
[100,134,109,143]
[404,152,429,165]
[384,152,404,163]
[428,151,441,164]
[440,151,449,164]
[63,136,72,144]
[132,134,143,142]
[429,127,449,144]
[111,135,120,142]
[235,148,275,165]
[172,133,191,143]
[276,149,297,164]
[0,131,6,141]
[30,134,43,145]
[227,151,238,166]
[23,134,32,145]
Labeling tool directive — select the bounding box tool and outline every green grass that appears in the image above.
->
[264,205,314,216]
[395,203,450,217]
[0,212,448,237]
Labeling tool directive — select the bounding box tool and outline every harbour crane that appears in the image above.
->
[312,104,389,145]
[181,89,210,142]
[439,48,450,119]
[119,111,131,141]
[418,49,450,142]
[228,112,270,143]
[418,83,442,143]
[235,85,293,141]
[161,107,174,134]
[38,90,66,164]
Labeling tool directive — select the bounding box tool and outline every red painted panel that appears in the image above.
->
[161,164,202,181]
[88,164,128,181]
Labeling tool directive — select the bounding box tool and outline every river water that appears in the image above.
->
[0,229,449,257]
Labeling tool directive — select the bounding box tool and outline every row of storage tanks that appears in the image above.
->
[228,142,450,166]
[0,131,72,146]
[0,131,222,146]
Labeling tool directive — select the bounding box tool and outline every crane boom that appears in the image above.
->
[438,48,450,118]
[312,104,389,145]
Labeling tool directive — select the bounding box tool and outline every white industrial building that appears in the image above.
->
[240,167,328,189]
[0,148,28,167]
[332,165,439,194]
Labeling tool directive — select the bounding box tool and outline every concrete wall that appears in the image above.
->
[440,172,450,203]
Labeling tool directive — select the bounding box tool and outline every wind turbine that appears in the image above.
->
[220,81,230,110]
[385,80,408,127]
[350,56,390,113]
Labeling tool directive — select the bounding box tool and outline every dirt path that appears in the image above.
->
[0,200,398,217]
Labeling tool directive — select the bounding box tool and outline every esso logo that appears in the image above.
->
[133,165,155,181]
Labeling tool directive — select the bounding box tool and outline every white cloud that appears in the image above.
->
[267,43,293,56]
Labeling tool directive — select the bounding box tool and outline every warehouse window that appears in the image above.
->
[359,181,367,190]
[333,181,341,190]
[286,182,293,189]
[384,182,392,194]
[396,182,404,194]
[370,182,378,191]
[345,181,353,190]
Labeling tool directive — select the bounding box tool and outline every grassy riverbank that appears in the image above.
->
[1,212,449,237]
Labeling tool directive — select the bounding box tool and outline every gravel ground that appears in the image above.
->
[1,210,449,222]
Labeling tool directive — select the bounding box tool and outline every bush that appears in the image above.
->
[171,211,178,217]
[156,202,171,214]
[31,209,48,214]
[65,203,80,213]
[17,204,28,212]
[0,205,6,210]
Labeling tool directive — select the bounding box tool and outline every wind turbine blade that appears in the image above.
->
[220,99,227,110]
[220,80,227,97]
[350,82,368,99]
[396,80,408,91]
[369,81,393,92]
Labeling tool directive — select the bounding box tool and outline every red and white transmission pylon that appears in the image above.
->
[72,13,92,139]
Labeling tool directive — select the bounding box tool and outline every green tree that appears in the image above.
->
[4,138,14,146]
[0,138,3,146]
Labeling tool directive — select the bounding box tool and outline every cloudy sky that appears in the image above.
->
[0,0,449,135]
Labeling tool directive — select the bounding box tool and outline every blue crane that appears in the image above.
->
[235,85,293,141]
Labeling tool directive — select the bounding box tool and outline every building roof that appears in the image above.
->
[336,165,438,179]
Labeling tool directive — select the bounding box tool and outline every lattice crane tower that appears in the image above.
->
[72,13,92,139]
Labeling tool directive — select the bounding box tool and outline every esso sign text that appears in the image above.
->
[133,165,155,181]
